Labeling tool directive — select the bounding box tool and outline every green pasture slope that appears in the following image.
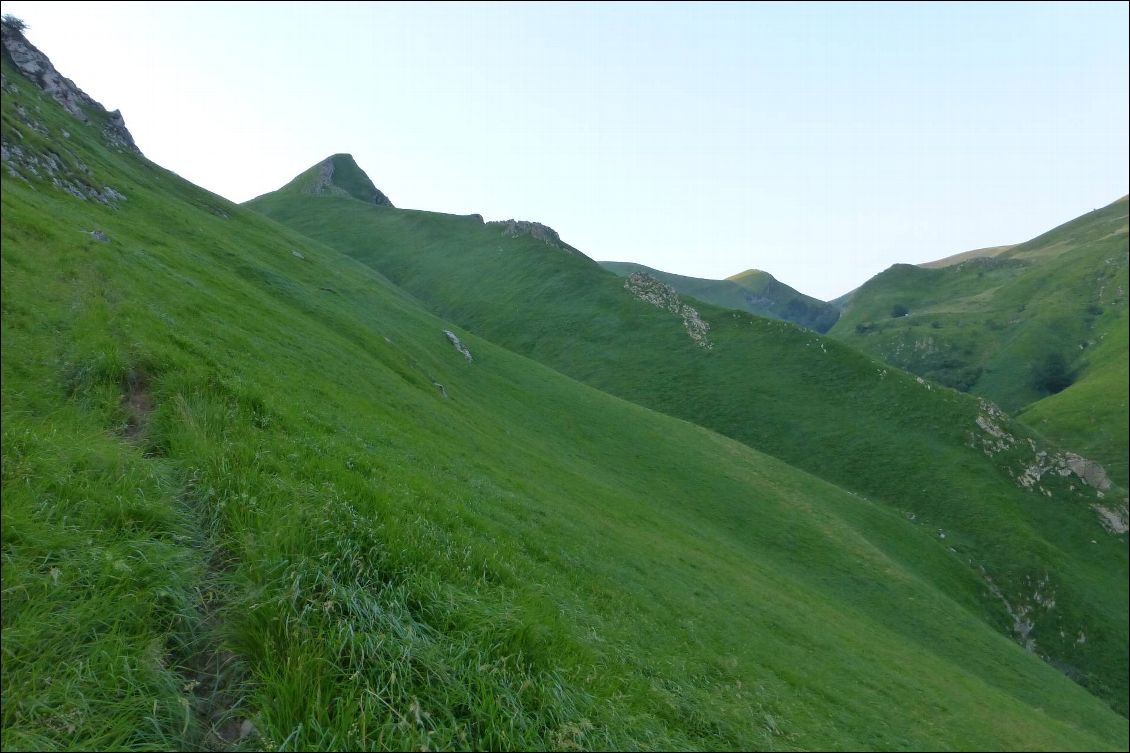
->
[2,27,1128,750]
[1020,307,1130,489]
[251,158,1128,717]
[600,262,839,332]
[830,198,1129,487]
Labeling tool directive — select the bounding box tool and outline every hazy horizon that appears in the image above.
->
[2,1,1126,299]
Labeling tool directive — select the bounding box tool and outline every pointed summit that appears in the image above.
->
[279,153,393,206]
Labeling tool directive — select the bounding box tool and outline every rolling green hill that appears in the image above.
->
[600,262,839,332]
[250,157,1129,717]
[829,198,1130,488]
[3,24,1128,750]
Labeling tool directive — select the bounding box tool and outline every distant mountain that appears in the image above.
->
[830,197,1129,487]
[601,262,839,332]
[269,152,395,205]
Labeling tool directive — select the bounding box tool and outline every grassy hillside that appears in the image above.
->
[1019,306,1130,488]
[6,33,1128,750]
[829,198,1129,488]
[601,262,839,332]
[250,161,1129,716]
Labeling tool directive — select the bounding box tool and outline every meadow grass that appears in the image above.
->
[250,171,1129,715]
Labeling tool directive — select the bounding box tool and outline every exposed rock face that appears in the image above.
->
[1062,453,1112,491]
[970,398,1123,532]
[624,272,712,349]
[1091,501,1129,534]
[495,219,562,245]
[1,23,96,121]
[980,569,1056,653]
[308,154,393,206]
[488,219,590,260]
[2,139,127,205]
[1,22,140,154]
[104,109,138,152]
[443,330,473,363]
[312,159,337,194]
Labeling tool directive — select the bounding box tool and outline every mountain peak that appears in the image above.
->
[726,269,774,290]
[280,153,393,206]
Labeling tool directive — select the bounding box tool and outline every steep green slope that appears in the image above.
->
[1019,307,1130,488]
[250,161,1129,715]
[601,262,839,332]
[829,197,1129,488]
[7,31,1128,751]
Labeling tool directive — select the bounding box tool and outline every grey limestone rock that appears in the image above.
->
[624,272,713,349]
[1,22,140,154]
[443,330,473,363]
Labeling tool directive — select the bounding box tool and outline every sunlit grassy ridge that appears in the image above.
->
[250,163,1128,715]
[830,198,1129,487]
[2,36,1128,751]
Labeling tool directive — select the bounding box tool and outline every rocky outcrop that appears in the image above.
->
[308,154,393,206]
[1091,501,1129,535]
[104,109,137,152]
[495,219,562,245]
[980,569,1057,653]
[443,330,473,363]
[1,22,97,121]
[311,159,336,194]
[2,138,127,204]
[1062,453,1112,491]
[624,272,712,349]
[1,21,140,154]
[970,398,1124,533]
[488,219,590,260]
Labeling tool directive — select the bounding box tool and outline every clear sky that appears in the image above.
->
[2,1,1127,299]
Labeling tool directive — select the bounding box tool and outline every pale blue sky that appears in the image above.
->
[3,1,1127,299]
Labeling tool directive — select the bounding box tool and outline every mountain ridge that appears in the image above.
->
[250,158,1129,713]
[600,260,839,332]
